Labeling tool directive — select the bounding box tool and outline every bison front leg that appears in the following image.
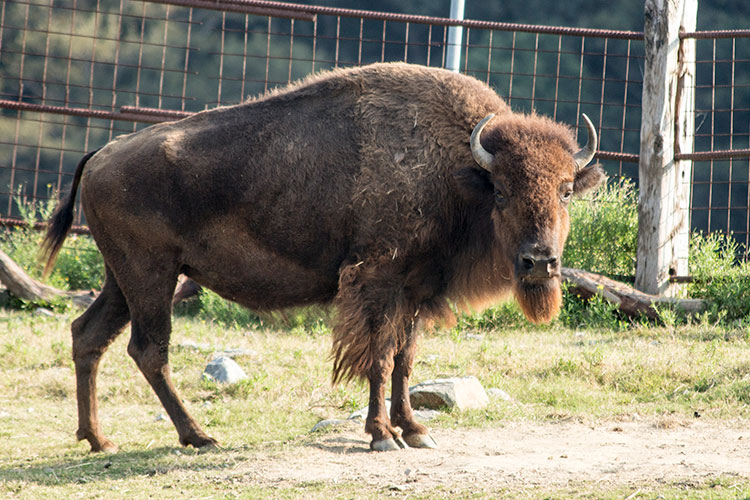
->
[366,345,409,451]
[390,327,437,449]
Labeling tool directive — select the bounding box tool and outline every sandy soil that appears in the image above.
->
[227,418,750,494]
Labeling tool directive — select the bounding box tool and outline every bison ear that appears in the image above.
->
[453,166,493,201]
[573,163,606,196]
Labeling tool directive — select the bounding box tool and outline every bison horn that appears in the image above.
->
[573,113,598,169]
[470,113,495,171]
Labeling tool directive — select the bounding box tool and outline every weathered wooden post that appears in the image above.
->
[636,0,698,295]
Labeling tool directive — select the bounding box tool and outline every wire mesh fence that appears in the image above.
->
[686,32,750,248]
[0,0,748,249]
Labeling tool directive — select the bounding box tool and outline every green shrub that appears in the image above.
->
[564,178,638,277]
[689,232,750,321]
[192,289,264,329]
[189,288,332,334]
[454,301,528,333]
[0,194,104,296]
[558,284,627,330]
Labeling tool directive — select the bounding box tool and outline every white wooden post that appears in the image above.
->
[635,0,697,295]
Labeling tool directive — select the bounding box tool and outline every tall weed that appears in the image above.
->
[689,232,750,321]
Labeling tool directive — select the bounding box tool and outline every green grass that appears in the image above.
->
[2,309,750,498]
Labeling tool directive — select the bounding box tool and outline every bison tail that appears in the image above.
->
[40,148,100,278]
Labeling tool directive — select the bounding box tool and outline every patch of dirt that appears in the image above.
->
[226,419,750,493]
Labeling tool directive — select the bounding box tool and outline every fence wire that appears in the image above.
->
[0,0,748,249]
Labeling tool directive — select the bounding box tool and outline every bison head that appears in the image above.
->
[456,113,605,323]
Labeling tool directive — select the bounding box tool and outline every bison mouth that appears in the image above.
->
[513,276,563,324]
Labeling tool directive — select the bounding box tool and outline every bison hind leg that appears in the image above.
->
[122,269,218,450]
[72,266,131,452]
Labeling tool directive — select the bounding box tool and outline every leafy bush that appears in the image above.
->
[558,284,627,330]
[564,178,639,277]
[185,288,332,334]
[689,232,750,321]
[0,194,104,294]
[191,289,264,329]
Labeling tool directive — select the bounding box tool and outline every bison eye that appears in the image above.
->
[494,189,507,207]
[560,183,574,203]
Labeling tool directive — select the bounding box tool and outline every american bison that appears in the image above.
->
[43,62,603,452]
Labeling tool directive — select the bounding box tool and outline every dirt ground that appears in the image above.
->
[228,418,750,494]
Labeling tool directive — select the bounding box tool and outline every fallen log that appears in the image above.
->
[561,267,705,319]
[0,248,97,308]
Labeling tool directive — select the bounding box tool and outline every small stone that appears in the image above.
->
[409,376,489,410]
[487,387,512,401]
[34,307,55,318]
[348,400,391,421]
[154,413,168,421]
[311,418,358,432]
[413,409,441,421]
[177,340,211,351]
[212,348,258,359]
[465,333,484,341]
[202,356,249,384]
[419,354,439,365]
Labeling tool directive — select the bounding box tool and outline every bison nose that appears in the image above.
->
[517,249,560,280]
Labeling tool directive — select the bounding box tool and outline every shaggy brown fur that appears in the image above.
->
[42,62,604,452]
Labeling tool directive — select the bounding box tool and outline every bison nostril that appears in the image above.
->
[547,256,559,269]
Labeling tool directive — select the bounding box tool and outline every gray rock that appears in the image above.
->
[409,376,489,410]
[311,418,359,432]
[213,347,258,359]
[418,354,439,365]
[487,387,512,401]
[413,409,441,421]
[202,356,248,384]
[177,340,211,351]
[34,307,55,318]
[348,400,391,421]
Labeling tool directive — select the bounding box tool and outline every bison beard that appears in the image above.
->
[514,278,563,324]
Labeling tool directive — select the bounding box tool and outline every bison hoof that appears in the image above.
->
[92,441,118,454]
[181,434,219,449]
[370,437,409,452]
[404,433,437,449]
[86,438,118,454]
